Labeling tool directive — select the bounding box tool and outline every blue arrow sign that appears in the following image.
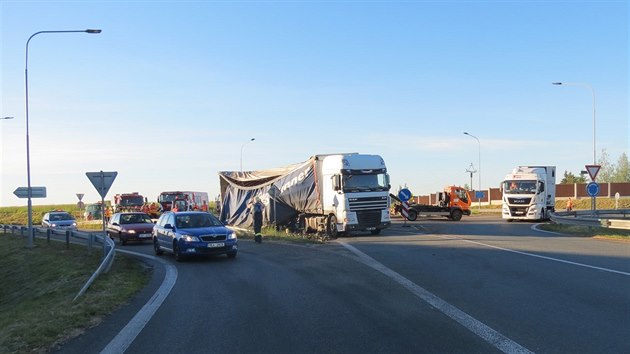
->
[586,182,600,197]
[398,188,412,202]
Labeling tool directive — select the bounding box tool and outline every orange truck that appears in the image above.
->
[391,185,472,221]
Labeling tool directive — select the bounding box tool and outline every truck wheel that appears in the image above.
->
[327,215,338,239]
[451,209,463,221]
[406,210,418,221]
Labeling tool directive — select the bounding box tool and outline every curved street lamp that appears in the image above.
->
[240,137,255,172]
[25,29,101,248]
[464,132,481,210]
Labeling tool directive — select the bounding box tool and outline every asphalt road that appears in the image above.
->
[61,215,630,354]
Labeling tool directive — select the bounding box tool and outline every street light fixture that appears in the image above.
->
[25,29,101,248]
[552,82,596,165]
[553,81,597,212]
[463,132,481,210]
[1,117,14,120]
[240,138,255,172]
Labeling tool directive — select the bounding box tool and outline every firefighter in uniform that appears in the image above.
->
[248,196,264,243]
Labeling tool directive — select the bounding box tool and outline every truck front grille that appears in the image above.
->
[348,196,388,211]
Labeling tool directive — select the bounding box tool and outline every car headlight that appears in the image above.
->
[126,230,136,234]
[227,231,237,240]
[181,234,200,242]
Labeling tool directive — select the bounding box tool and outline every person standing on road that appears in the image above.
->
[566,197,574,212]
[104,206,112,223]
[248,196,264,243]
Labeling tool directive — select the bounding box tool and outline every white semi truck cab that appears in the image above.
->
[501,166,556,221]
[318,154,391,236]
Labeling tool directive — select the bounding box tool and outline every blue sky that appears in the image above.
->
[1,0,628,206]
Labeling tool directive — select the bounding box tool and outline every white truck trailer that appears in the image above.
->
[219,153,391,237]
[501,166,556,221]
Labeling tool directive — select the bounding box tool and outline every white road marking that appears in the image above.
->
[338,241,533,354]
[420,231,630,277]
[100,250,178,354]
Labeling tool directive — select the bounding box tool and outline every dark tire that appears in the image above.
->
[174,242,184,262]
[327,215,338,239]
[153,238,163,255]
[506,219,513,223]
[451,209,463,221]
[227,252,237,259]
[370,229,381,235]
[407,209,418,221]
[120,233,127,245]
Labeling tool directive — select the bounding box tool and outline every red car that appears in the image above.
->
[106,212,154,245]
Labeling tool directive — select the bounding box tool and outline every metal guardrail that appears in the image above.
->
[550,209,630,230]
[0,224,116,301]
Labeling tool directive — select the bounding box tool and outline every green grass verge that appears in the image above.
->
[538,223,630,240]
[0,233,151,353]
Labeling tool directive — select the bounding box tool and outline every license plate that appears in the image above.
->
[208,242,225,248]
[139,233,151,238]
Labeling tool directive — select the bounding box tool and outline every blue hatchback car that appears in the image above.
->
[153,211,237,261]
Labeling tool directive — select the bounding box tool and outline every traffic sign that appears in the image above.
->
[86,171,118,198]
[13,186,47,198]
[398,188,412,202]
[586,182,600,197]
[76,193,84,201]
[585,165,601,181]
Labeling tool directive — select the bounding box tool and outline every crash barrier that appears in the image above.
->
[550,209,630,230]
[0,224,116,301]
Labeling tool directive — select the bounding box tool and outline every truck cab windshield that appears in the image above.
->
[503,180,537,195]
[342,173,389,192]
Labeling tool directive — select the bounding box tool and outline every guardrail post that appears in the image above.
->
[66,230,71,249]
[47,228,52,244]
[20,226,25,237]
[88,233,93,255]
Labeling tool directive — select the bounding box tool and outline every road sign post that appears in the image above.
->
[398,188,412,227]
[86,171,117,256]
[585,164,601,213]
[13,186,46,198]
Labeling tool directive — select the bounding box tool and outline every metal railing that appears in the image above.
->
[550,209,630,230]
[0,224,116,300]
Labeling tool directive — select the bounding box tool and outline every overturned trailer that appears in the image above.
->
[218,153,392,237]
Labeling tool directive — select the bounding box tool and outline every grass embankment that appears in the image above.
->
[537,223,630,241]
[0,233,151,353]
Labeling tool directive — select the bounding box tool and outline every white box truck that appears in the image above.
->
[501,166,556,221]
[219,153,391,237]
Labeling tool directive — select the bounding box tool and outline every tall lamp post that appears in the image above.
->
[464,132,481,210]
[25,29,101,248]
[552,82,597,212]
[240,137,255,172]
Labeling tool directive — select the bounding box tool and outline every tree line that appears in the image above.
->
[561,150,630,184]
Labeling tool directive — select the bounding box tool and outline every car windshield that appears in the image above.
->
[120,214,153,224]
[50,213,74,221]
[176,213,222,229]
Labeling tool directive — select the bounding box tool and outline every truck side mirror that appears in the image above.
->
[539,182,545,193]
[332,175,341,191]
